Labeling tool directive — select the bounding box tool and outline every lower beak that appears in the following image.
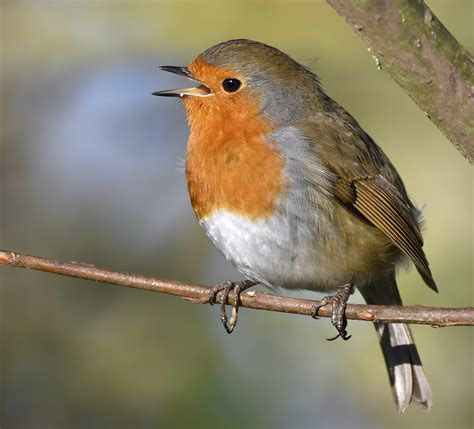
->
[152,85,211,98]
[153,65,211,98]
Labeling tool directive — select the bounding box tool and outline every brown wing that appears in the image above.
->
[304,112,438,292]
[351,176,437,292]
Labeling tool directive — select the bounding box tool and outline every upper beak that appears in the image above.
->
[152,65,211,98]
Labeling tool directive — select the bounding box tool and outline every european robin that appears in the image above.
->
[153,39,437,412]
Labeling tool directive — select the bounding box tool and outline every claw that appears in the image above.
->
[310,297,330,320]
[310,283,354,341]
[326,331,352,342]
[326,333,340,342]
[208,280,256,334]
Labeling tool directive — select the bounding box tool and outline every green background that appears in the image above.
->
[1,1,472,428]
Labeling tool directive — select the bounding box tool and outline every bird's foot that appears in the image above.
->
[208,280,257,334]
[310,283,354,341]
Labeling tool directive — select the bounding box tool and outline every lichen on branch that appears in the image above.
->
[327,0,474,162]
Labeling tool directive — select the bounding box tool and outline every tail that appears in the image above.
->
[359,276,432,413]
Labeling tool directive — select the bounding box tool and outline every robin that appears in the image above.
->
[153,39,437,412]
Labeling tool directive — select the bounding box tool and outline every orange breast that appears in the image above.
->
[183,69,285,220]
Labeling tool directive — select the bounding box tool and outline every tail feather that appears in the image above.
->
[359,277,432,412]
[377,322,432,411]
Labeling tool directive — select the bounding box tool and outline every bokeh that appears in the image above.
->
[1,1,472,428]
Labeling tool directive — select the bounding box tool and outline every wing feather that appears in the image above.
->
[353,177,438,292]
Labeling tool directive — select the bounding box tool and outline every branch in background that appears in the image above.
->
[327,0,474,163]
[0,249,472,327]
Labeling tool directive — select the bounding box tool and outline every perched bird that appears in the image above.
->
[153,39,437,412]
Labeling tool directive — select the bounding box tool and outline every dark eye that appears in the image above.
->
[222,78,241,93]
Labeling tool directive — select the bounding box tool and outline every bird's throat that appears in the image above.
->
[184,95,285,221]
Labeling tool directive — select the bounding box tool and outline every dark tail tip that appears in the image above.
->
[418,268,439,293]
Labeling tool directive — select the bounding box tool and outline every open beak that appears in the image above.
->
[152,65,211,98]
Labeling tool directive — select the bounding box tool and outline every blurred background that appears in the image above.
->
[1,1,472,428]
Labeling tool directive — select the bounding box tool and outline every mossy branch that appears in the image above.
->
[1,249,472,327]
[327,0,474,162]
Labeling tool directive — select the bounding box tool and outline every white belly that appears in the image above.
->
[202,209,347,291]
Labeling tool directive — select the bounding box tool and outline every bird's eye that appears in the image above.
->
[222,78,241,93]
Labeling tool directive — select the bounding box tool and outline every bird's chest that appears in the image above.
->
[185,129,341,290]
[185,109,285,221]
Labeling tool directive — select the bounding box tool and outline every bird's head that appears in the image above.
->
[153,39,321,127]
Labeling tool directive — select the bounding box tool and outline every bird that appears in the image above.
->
[153,39,437,412]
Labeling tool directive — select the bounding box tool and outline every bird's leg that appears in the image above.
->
[310,283,354,341]
[208,280,257,334]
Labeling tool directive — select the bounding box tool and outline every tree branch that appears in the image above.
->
[327,0,474,163]
[0,249,472,327]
